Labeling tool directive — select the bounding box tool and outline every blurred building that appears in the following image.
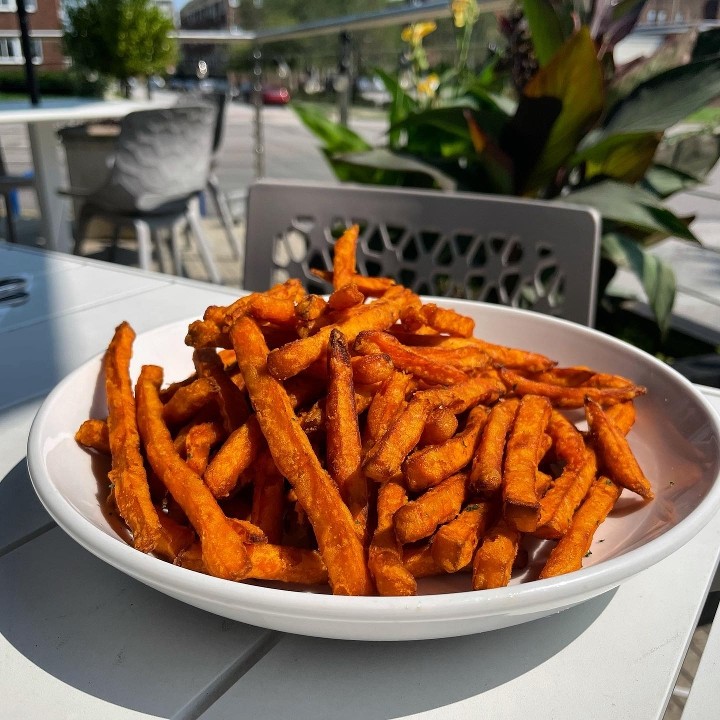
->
[0,0,65,70]
[640,0,719,24]
[178,0,238,77]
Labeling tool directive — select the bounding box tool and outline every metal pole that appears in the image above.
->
[252,45,265,178]
[337,31,351,127]
[15,0,40,105]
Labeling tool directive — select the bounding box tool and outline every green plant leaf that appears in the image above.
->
[375,68,418,150]
[332,149,457,191]
[391,105,506,143]
[520,27,605,192]
[641,164,703,199]
[602,232,676,334]
[572,132,661,183]
[601,56,720,138]
[562,180,698,241]
[654,129,720,180]
[293,103,371,155]
[520,0,566,66]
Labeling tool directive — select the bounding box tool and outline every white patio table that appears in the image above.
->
[0,97,175,254]
[1,243,719,720]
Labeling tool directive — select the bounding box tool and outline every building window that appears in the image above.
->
[0,37,42,64]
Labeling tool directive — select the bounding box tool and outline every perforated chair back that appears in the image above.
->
[91,104,215,215]
[244,181,601,326]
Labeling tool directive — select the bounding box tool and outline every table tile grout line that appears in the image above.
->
[0,519,56,559]
[170,630,284,720]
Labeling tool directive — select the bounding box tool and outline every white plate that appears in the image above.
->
[27,300,720,641]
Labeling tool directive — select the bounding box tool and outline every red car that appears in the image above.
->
[262,87,290,105]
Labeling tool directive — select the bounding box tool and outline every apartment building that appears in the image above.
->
[640,0,719,24]
[0,0,64,71]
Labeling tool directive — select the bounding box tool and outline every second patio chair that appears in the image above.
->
[243,180,601,326]
[61,104,222,284]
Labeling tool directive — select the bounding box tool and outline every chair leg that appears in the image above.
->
[1,193,18,244]
[108,223,121,262]
[170,219,185,277]
[73,205,93,257]
[207,174,243,259]
[133,219,153,271]
[186,205,222,284]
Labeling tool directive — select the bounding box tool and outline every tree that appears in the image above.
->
[63,0,178,97]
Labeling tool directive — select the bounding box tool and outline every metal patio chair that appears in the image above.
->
[60,104,222,284]
[243,180,601,326]
[0,140,35,245]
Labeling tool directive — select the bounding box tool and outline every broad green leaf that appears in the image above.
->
[391,105,506,143]
[602,232,676,334]
[333,149,457,191]
[654,130,720,180]
[562,180,698,241]
[375,68,418,151]
[520,0,566,66]
[521,28,605,192]
[576,132,661,183]
[293,104,371,154]
[601,56,720,138]
[641,164,703,199]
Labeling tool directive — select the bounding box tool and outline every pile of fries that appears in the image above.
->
[76,225,652,596]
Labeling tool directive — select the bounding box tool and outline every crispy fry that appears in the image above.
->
[420,303,475,338]
[604,400,636,436]
[394,473,466,545]
[500,368,646,408]
[154,512,196,561]
[363,371,414,450]
[249,295,298,327]
[539,477,622,579]
[469,397,519,495]
[472,518,520,590]
[420,407,458,446]
[351,353,394,385]
[502,395,552,532]
[332,224,360,289]
[250,452,286,544]
[405,405,489,492]
[310,267,397,297]
[368,480,417,596]
[328,283,366,311]
[103,323,162,553]
[135,364,251,580]
[326,329,368,537]
[585,397,654,499]
[75,418,110,455]
[415,375,506,415]
[184,421,224,476]
[161,376,217,427]
[432,501,495,573]
[354,330,469,386]
[204,415,264,498]
[266,285,412,381]
[231,316,373,595]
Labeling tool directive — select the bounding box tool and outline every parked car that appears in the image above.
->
[262,86,290,105]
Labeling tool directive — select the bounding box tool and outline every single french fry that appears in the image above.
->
[394,473,466,545]
[472,518,520,590]
[204,415,265,498]
[249,295,298,327]
[266,285,412,381]
[136,364,251,580]
[310,267,397,297]
[420,302,475,338]
[231,316,373,595]
[332,224,360,289]
[468,397,520,495]
[415,375,506,415]
[250,452,286,545]
[326,329,368,537]
[528,366,596,387]
[431,501,495,573]
[351,353,394,386]
[103,323,162,553]
[539,476,622,579]
[354,330,469,386]
[159,374,197,402]
[368,480,417,596]
[161,377,217,427]
[500,368,646,408]
[184,421,224,476]
[405,405,489,492]
[403,542,446,578]
[154,512,196,561]
[585,397,653,499]
[604,400,636,436]
[502,394,552,532]
[75,418,110,455]
[420,407,458,447]
[363,371,414,450]
[328,283,365,311]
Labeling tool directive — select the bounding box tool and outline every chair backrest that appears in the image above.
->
[92,104,215,214]
[244,180,601,326]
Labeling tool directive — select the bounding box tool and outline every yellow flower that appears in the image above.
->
[417,73,440,98]
[451,0,479,28]
[401,21,437,46]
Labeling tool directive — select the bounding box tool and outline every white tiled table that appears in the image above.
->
[2,244,720,720]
